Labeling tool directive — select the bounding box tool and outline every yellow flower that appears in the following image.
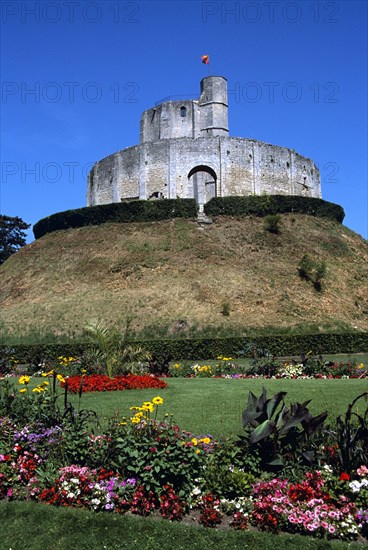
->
[195,449,201,454]
[142,402,154,412]
[199,437,211,445]
[19,388,27,393]
[56,374,66,383]
[82,369,87,374]
[32,387,42,393]
[19,375,30,385]
[42,370,53,377]
[191,438,198,446]
[152,396,164,405]
[41,381,49,386]
[131,416,140,424]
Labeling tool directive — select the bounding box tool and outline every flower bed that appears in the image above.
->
[0,409,367,540]
[169,358,367,380]
[62,374,167,393]
[1,375,367,542]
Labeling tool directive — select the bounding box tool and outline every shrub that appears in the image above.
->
[2,332,368,365]
[84,320,151,378]
[221,302,231,317]
[264,214,282,234]
[204,195,345,223]
[298,254,327,291]
[33,199,198,239]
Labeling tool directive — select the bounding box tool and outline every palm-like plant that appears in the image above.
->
[84,320,151,378]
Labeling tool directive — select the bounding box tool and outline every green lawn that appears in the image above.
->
[61,378,368,437]
[0,501,361,550]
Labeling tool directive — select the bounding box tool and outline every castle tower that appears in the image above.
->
[199,76,229,137]
[87,74,321,207]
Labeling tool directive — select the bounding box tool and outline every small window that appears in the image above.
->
[180,106,186,118]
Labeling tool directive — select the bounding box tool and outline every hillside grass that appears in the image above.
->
[0,215,367,340]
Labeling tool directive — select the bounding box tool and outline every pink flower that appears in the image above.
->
[328,525,335,534]
[357,465,368,476]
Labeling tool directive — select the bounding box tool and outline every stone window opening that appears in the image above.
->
[180,106,187,118]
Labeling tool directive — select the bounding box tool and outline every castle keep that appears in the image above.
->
[87,76,321,209]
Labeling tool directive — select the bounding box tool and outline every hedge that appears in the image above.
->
[2,333,367,365]
[33,196,345,240]
[33,199,198,239]
[204,195,345,223]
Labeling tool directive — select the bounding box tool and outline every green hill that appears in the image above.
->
[0,214,367,341]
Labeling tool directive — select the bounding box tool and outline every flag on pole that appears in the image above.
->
[201,54,209,65]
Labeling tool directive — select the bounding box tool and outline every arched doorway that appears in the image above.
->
[188,165,217,211]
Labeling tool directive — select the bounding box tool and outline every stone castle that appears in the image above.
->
[87,76,321,209]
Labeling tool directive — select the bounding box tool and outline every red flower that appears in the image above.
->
[339,472,350,481]
[61,374,167,393]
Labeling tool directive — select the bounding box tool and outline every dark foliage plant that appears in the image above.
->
[241,387,327,471]
[324,392,368,473]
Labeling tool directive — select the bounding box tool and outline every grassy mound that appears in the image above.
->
[0,214,367,339]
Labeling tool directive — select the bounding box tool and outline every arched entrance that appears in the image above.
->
[188,165,217,211]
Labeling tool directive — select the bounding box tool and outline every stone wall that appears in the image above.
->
[87,136,321,206]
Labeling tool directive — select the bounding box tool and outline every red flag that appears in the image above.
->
[201,54,209,65]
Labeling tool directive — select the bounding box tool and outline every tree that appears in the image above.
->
[0,215,30,265]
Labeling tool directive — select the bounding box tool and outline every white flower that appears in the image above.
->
[349,480,362,493]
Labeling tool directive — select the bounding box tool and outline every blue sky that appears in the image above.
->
[1,0,367,242]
